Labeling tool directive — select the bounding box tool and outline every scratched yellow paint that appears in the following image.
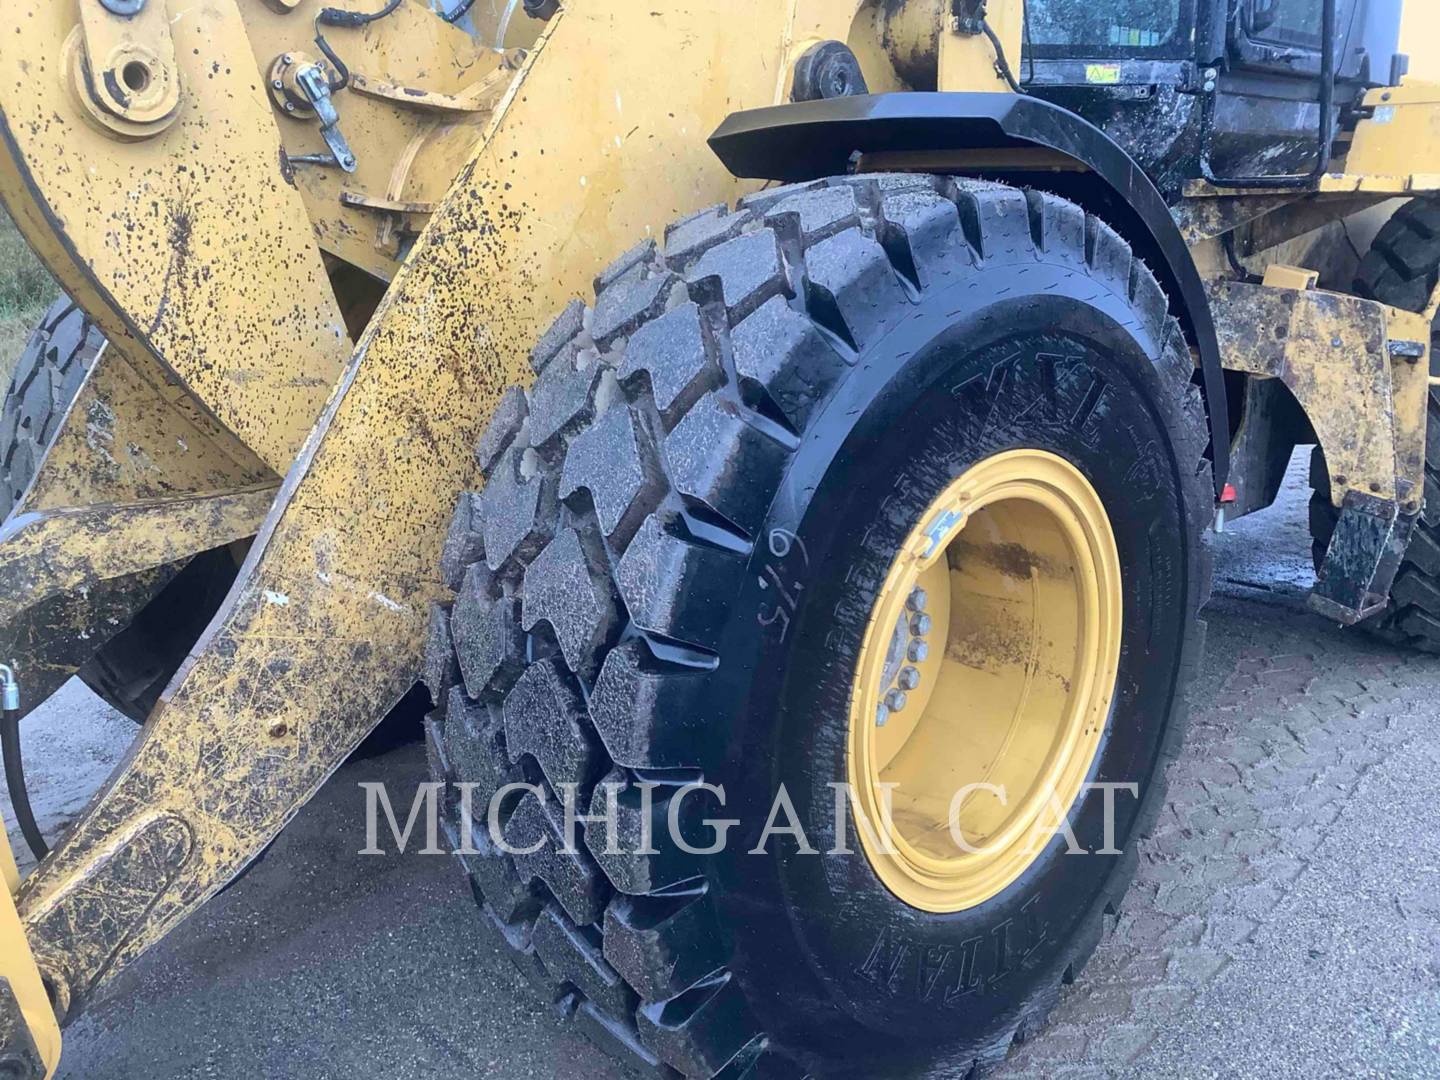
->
[7,0,871,1024]
[0,0,350,474]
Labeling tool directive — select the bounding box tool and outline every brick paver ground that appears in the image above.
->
[19,454,1440,1078]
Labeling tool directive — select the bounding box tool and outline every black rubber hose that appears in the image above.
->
[313,0,403,93]
[982,17,1027,95]
[1,710,48,862]
[317,0,402,28]
[442,0,476,23]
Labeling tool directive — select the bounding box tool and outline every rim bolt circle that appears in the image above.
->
[910,612,932,636]
[907,639,929,663]
[885,689,908,713]
[898,666,921,691]
[907,587,927,612]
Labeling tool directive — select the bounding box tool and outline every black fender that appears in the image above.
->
[709,92,1229,492]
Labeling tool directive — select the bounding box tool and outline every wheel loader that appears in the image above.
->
[0,0,1436,1076]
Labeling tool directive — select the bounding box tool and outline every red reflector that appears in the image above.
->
[1220,483,1237,504]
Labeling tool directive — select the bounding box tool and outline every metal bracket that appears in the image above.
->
[295,63,357,172]
[71,0,181,138]
[950,0,987,35]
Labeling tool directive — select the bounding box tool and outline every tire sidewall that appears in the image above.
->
[707,264,1198,1059]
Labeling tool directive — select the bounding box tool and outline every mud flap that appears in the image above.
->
[1309,491,1417,624]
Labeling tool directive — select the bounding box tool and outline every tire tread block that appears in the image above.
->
[585,772,705,896]
[521,526,619,681]
[802,228,908,352]
[732,296,850,434]
[450,570,526,699]
[604,891,728,1004]
[615,516,743,652]
[686,230,790,323]
[533,903,638,1021]
[617,302,722,430]
[506,792,611,927]
[637,974,761,1079]
[478,446,556,571]
[665,393,786,537]
[560,400,662,544]
[502,658,606,795]
[588,640,717,771]
[440,491,486,591]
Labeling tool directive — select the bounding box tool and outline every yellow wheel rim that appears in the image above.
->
[846,449,1123,913]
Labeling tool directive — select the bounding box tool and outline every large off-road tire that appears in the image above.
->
[425,176,1213,1076]
[1311,197,1440,650]
[0,296,104,514]
[1,296,241,721]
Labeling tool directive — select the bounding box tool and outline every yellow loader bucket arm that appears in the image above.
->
[0,0,940,1061]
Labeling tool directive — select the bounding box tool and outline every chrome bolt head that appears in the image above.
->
[907,587,927,613]
[897,666,921,691]
[907,639,929,663]
[885,689,908,713]
[876,703,889,727]
[910,612,932,637]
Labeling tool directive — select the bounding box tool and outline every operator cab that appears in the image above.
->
[1020,0,1407,198]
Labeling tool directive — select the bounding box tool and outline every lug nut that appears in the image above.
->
[875,703,889,727]
[910,612,932,636]
[885,689,908,713]
[907,639,929,663]
[897,666,920,691]
[907,587,927,613]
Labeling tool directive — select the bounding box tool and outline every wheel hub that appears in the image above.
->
[846,449,1124,912]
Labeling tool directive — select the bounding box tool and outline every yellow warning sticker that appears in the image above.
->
[1085,64,1122,85]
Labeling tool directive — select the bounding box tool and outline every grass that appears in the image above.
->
[0,208,59,384]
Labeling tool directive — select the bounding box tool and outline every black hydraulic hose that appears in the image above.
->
[1200,0,1337,188]
[312,0,404,93]
[317,0,403,28]
[982,17,1027,95]
[314,26,353,92]
[1,710,48,862]
[442,0,476,23]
